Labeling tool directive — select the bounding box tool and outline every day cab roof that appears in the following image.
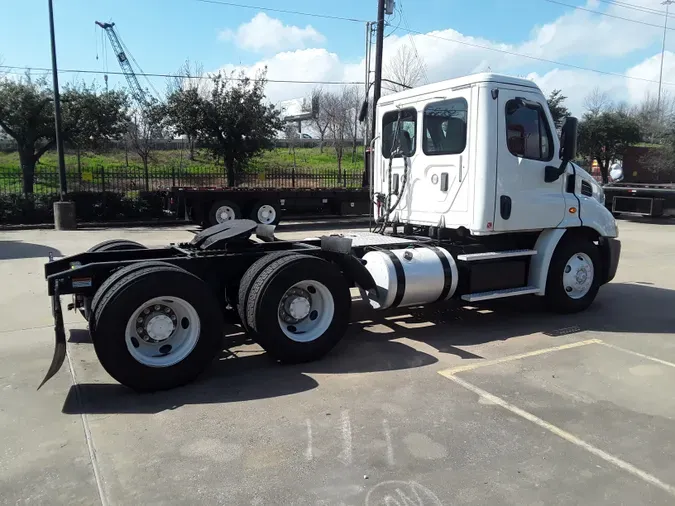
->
[377,72,541,107]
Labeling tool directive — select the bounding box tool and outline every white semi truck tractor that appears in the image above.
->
[43,73,620,392]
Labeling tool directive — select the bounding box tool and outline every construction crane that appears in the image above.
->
[95,21,148,106]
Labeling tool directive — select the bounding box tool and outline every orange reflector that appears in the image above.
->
[569,207,577,214]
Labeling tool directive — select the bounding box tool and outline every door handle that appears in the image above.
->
[440,173,449,192]
[500,195,512,220]
[459,155,463,182]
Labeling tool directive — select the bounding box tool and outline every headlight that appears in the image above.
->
[592,181,605,205]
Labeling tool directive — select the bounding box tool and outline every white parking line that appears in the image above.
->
[438,339,601,376]
[442,373,675,498]
[598,341,675,370]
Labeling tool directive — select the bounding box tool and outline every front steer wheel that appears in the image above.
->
[242,255,351,363]
[545,236,601,314]
[92,264,224,391]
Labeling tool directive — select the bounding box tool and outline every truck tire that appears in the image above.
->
[250,200,281,225]
[545,236,601,314]
[92,265,224,391]
[244,255,351,363]
[237,252,298,331]
[209,200,242,226]
[88,239,147,252]
[89,261,185,335]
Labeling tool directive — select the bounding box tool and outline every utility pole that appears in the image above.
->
[371,0,386,142]
[658,0,674,118]
[48,0,76,229]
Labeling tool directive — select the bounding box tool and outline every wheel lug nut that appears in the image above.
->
[137,327,144,334]
[154,305,161,311]
[164,308,170,313]
[137,317,143,323]
[144,309,150,314]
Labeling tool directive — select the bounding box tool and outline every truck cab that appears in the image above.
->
[372,73,617,239]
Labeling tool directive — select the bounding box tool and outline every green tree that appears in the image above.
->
[198,70,282,186]
[166,60,205,160]
[546,89,570,130]
[578,111,641,183]
[0,77,129,193]
[166,87,202,161]
[61,83,129,171]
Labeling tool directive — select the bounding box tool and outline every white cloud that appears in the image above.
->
[211,3,675,115]
[219,13,326,53]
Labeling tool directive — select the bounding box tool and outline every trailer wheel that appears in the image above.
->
[89,261,185,334]
[244,255,351,363]
[545,237,601,314]
[209,200,241,226]
[92,265,224,391]
[250,200,281,225]
[88,239,147,252]
[237,251,297,331]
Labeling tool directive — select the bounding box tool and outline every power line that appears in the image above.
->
[399,0,429,85]
[192,0,368,23]
[395,25,675,87]
[543,0,675,31]
[0,65,364,85]
[595,0,667,16]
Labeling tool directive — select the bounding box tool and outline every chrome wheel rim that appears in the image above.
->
[124,296,200,367]
[562,252,594,300]
[215,205,236,223]
[277,280,334,343]
[256,204,277,224]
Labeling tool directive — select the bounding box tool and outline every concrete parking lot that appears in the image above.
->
[1,219,674,505]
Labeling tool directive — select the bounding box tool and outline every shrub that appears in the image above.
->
[0,191,168,225]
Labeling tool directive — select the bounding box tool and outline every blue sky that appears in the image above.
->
[2,0,675,114]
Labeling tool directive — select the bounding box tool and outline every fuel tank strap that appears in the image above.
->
[382,249,406,308]
[420,245,454,302]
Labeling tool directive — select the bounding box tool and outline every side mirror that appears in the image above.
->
[358,100,369,123]
[560,116,578,162]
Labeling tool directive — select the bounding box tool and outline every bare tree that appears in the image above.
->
[127,98,167,190]
[584,87,611,116]
[630,90,675,143]
[383,45,424,93]
[310,87,330,152]
[323,88,355,183]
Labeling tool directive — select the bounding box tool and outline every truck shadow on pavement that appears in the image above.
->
[0,241,62,260]
[62,281,675,415]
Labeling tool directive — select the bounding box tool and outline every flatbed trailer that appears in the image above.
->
[604,182,675,217]
[168,186,370,227]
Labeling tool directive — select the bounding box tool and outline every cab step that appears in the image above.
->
[457,249,537,261]
[461,286,539,302]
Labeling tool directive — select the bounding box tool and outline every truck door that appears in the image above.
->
[409,92,472,224]
[494,89,566,232]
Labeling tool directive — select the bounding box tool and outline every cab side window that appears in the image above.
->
[505,99,553,161]
[423,98,468,155]
[382,108,417,158]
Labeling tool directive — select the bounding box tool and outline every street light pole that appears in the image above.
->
[48,0,76,229]
[657,0,674,116]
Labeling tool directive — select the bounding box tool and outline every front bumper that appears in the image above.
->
[602,237,621,284]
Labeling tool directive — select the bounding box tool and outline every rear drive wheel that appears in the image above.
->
[88,239,147,252]
[243,255,351,363]
[237,251,297,331]
[209,200,241,226]
[93,265,224,391]
[89,261,185,335]
[250,200,281,225]
[545,237,601,314]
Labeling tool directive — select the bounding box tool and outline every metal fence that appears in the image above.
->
[0,165,364,195]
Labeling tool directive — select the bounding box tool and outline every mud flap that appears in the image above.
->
[38,285,67,390]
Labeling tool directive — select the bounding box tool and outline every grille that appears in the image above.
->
[581,180,593,197]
